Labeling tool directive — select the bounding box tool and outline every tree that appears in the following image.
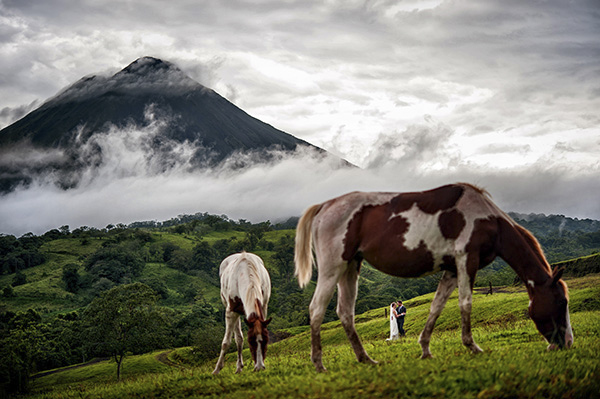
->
[0,310,45,394]
[273,234,295,278]
[62,264,80,293]
[161,242,179,263]
[84,245,144,284]
[168,248,193,272]
[244,222,272,251]
[2,286,15,298]
[82,283,169,381]
[12,271,27,287]
[192,241,216,273]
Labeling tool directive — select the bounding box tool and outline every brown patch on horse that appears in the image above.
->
[390,184,465,215]
[439,209,466,239]
[343,204,435,277]
[229,296,245,315]
[465,217,500,270]
[246,312,271,362]
[441,255,457,273]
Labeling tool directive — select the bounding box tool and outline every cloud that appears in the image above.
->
[0,100,40,127]
[478,143,531,155]
[362,116,459,170]
[1,118,598,237]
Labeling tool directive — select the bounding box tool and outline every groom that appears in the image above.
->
[396,300,406,337]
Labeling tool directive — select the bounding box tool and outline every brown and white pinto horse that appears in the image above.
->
[295,183,573,372]
[213,252,272,375]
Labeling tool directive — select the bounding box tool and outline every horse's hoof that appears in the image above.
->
[420,353,433,360]
[315,365,327,373]
[212,369,221,375]
[361,357,378,365]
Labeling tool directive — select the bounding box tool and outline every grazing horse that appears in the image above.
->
[295,183,573,372]
[213,252,272,375]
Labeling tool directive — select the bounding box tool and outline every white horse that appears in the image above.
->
[212,252,272,375]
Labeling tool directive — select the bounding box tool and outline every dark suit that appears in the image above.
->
[396,305,406,336]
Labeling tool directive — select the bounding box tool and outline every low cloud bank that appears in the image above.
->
[0,121,598,237]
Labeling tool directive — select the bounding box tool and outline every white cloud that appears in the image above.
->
[1,120,598,237]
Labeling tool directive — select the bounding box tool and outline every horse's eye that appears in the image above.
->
[557,298,568,308]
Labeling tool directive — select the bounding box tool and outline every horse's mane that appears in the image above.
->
[237,252,265,318]
[514,223,552,274]
[458,182,491,198]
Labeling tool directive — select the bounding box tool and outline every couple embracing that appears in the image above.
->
[386,300,406,341]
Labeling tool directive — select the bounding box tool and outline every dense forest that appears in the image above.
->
[1,211,599,394]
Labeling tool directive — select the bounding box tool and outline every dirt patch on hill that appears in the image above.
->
[31,357,109,379]
[473,286,526,295]
[155,350,185,369]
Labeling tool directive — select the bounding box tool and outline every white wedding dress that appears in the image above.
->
[386,305,399,341]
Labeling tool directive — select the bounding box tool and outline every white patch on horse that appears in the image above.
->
[527,280,535,288]
[455,253,471,307]
[565,305,574,348]
[389,203,453,269]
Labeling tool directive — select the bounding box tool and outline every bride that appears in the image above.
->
[386,302,399,341]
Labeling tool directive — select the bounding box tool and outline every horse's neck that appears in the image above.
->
[499,220,552,289]
[233,257,265,318]
[244,297,265,320]
[240,278,265,319]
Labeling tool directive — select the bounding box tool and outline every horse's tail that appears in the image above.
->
[294,203,322,288]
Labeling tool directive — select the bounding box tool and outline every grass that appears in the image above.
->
[26,275,600,398]
[155,232,201,250]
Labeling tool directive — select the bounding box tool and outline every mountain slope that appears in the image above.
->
[0,57,339,191]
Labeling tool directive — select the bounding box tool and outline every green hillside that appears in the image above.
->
[25,274,600,398]
[556,252,600,277]
[2,214,600,396]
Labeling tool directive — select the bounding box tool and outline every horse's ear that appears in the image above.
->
[245,315,257,327]
[262,317,272,327]
[552,266,565,285]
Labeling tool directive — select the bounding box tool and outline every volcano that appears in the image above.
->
[0,57,340,192]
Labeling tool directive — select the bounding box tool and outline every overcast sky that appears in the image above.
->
[1,0,599,235]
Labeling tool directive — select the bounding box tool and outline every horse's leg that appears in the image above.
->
[419,270,458,359]
[234,317,244,373]
[212,311,238,375]
[309,264,342,373]
[337,261,377,365]
[457,253,483,354]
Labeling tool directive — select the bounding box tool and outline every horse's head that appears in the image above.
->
[246,314,271,371]
[528,267,574,350]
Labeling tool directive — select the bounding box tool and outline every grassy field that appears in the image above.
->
[26,274,600,398]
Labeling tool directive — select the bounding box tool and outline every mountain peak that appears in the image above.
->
[118,56,178,76]
[45,57,202,106]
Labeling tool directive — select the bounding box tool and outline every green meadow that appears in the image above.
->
[26,274,600,399]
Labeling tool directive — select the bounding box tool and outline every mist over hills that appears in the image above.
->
[0,57,343,192]
[1,57,597,236]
